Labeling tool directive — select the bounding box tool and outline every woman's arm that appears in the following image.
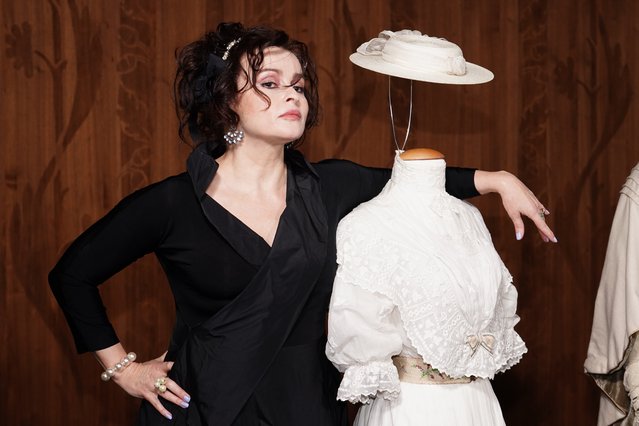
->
[48,178,189,419]
[49,183,170,352]
[475,170,557,243]
[315,159,555,242]
[314,159,476,212]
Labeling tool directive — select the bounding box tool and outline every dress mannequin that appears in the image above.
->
[326,151,526,425]
[326,30,524,425]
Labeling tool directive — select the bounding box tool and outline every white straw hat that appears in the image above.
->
[350,30,494,85]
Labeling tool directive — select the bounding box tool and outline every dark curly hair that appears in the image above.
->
[174,22,320,157]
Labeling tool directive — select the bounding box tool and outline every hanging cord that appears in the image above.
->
[388,76,414,152]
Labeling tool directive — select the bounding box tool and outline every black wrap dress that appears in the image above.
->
[49,144,478,425]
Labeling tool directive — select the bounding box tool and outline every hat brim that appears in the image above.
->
[350,52,494,85]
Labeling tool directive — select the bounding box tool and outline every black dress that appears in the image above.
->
[49,144,478,426]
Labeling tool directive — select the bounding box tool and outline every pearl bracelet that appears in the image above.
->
[100,352,137,381]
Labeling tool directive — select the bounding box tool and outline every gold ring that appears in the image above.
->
[154,377,167,393]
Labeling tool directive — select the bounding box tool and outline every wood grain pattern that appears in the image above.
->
[2,1,637,424]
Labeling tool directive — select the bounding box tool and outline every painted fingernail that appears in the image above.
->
[165,413,173,420]
[542,236,549,243]
[516,232,522,241]
[183,395,191,403]
[180,401,189,408]
[552,236,558,243]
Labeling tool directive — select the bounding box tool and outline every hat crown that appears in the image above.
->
[351,29,493,85]
[383,35,467,76]
[358,31,467,77]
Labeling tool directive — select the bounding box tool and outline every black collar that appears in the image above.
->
[186,144,319,198]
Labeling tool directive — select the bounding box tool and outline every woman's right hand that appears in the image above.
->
[113,352,191,420]
[96,344,191,421]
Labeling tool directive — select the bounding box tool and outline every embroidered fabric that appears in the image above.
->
[335,222,525,379]
[392,356,474,384]
[336,360,401,404]
[326,153,526,402]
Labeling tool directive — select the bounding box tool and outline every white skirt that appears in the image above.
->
[353,379,506,426]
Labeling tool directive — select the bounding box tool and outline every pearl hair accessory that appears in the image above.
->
[223,128,244,144]
[222,38,241,61]
[100,352,137,381]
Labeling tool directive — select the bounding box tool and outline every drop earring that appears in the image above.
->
[223,127,244,144]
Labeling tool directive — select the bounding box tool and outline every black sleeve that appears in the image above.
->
[445,167,479,199]
[315,159,479,210]
[313,160,390,217]
[48,181,173,353]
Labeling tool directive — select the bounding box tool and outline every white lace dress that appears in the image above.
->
[325,153,527,425]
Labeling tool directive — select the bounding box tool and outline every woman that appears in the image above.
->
[49,22,555,425]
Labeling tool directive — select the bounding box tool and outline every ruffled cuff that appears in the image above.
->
[336,360,400,404]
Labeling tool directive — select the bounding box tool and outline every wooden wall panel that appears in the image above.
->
[2,0,638,424]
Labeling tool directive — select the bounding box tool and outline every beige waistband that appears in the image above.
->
[392,356,475,385]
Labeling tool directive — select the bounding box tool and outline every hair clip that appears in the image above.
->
[222,38,241,61]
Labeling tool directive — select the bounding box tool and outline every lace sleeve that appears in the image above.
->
[325,275,402,404]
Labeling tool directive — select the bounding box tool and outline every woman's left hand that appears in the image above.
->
[474,170,557,243]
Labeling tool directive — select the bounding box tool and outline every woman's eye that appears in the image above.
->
[261,81,277,89]
[293,86,305,94]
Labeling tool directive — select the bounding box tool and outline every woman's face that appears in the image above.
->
[233,47,309,146]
